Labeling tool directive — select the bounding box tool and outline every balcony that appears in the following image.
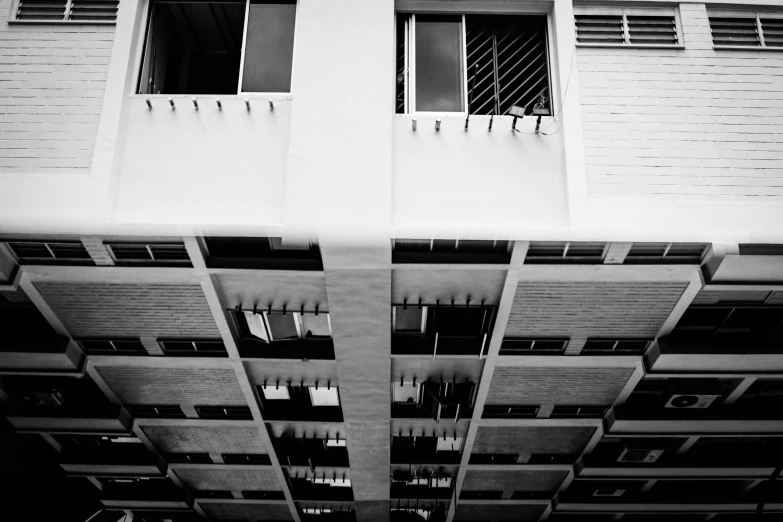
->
[274,437,350,469]
[391,305,495,357]
[57,434,165,477]
[98,477,191,510]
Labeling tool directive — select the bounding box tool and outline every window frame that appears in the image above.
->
[136,0,298,96]
[241,310,332,343]
[708,9,783,51]
[574,6,684,49]
[9,0,119,25]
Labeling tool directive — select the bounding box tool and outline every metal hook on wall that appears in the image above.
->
[168,97,175,110]
[245,97,250,111]
[145,99,152,110]
[192,97,199,110]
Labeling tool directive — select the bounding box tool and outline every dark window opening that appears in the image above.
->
[138,0,296,95]
[4,240,94,266]
[391,471,453,500]
[196,490,233,499]
[159,339,228,357]
[128,405,186,418]
[525,241,606,264]
[107,242,192,267]
[581,339,651,356]
[392,239,511,264]
[222,453,272,465]
[460,490,502,500]
[392,381,475,421]
[195,405,253,420]
[468,453,519,464]
[204,236,323,270]
[79,339,147,355]
[242,490,286,500]
[669,305,783,352]
[258,384,344,422]
[1,374,114,416]
[163,452,213,463]
[16,0,119,22]
[289,474,354,501]
[500,338,568,355]
[391,435,462,465]
[391,304,495,356]
[274,436,350,468]
[621,378,738,412]
[739,243,783,255]
[624,242,708,264]
[481,404,539,419]
[550,405,608,418]
[234,310,335,360]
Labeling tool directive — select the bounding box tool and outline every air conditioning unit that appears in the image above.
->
[13,389,64,407]
[593,489,625,497]
[617,448,664,464]
[665,394,720,409]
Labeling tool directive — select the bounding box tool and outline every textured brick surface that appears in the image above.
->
[454,505,546,521]
[691,289,722,305]
[506,281,688,352]
[199,502,293,521]
[173,468,282,491]
[462,469,568,496]
[578,4,783,200]
[487,367,634,406]
[96,367,246,413]
[471,426,596,457]
[141,425,266,455]
[0,17,115,173]
[35,282,219,351]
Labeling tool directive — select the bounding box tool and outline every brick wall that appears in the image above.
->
[200,502,293,521]
[141,425,267,455]
[454,505,546,521]
[0,14,115,173]
[462,469,568,497]
[487,367,634,406]
[471,426,596,458]
[35,282,219,352]
[578,3,783,200]
[506,281,688,353]
[96,367,247,416]
[173,468,282,491]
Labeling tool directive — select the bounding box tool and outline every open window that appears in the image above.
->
[236,309,334,359]
[138,0,296,95]
[392,380,475,422]
[257,383,343,421]
[391,304,494,356]
[395,14,551,116]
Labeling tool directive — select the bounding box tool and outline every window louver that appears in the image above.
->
[79,338,147,355]
[761,19,783,47]
[624,242,707,264]
[575,15,625,44]
[107,242,191,266]
[69,0,119,21]
[482,404,539,419]
[550,405,607,418]
[128,405,186,418]
[525,241,606,264]
[195,405,253,420]
[581,339,651,355]
[465,16,551,116]
[709,17,759,46]
[627,16,677,45]
[16,0,67,20]
[7,241,92,263]
[500,338,568,355]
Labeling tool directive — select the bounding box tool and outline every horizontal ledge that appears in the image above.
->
[577,467,777,478]
[554,502,763,512]
[195,498,289,505]
[169,463,272,471]
[606,418,783,435]
[7,20,116,25]
[457,499,550,505]
[133,93,292,101]
[495,355,642,368]
[576,43,685,50]
[467,464,573,471]
[392,263,510,271]
[477,418,602,428]
[134,418,257,427]
[713,45,783,52]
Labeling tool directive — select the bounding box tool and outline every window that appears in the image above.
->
[195,405,253,420]
[525,241,607,264]
[709,11,783,49]
[391,303,495,356]
[204,236,323,270]
[127,405,186,418]
[550,405,607,418]
[309,386,340,407]
[106,242,191,266]
[4,240,93,265]
[138,0,296,95]
[481,404,539,419]
[163,452,213,463]
[392,239,512,264]
[242,490,286,499]
[241,310,332,343]
[500,338,569,355]
[575,7,680,47]
[739,243,783,255]
[623,242,708,265]
[79,339,147,355]
[261,384,291,400]
[581,339,651,356]
[257,383,343,421]
[222,453,272,464]
[395,14,551,116]
[14,0,119,23]
[159,339,228,357]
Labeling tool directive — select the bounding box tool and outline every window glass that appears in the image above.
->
[309,386,340,406]
[301,313,331,338]
[244,312,269,342]
[241,1,296,92]
[436,437,462,452]
[415,16,464,112]
[395,306,425,333]
[265,312,299,340]
[261,385,290,400]
[436,308,486,337]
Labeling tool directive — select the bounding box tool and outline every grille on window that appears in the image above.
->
[550,405,607,418]
[482,404,539,419]
[195,405,253,420]
[526,241,606,264]
[79,339,147,355]
[709,17,760,46]
[8,241,91,261]
[627,16,677,45]
[396,15,406,114]
[16,0,67,20]
[68,0,119,21]
[107,242,191,265]
[466,16,551,116]
[575,15,625,44]
[128,405,186,418]
[581,339,651,356]
[500,338,568,355]
[624,242,707,264]
[222,453,272,465]
[160,340,227,357]
[163,452,213,463]
[761,18,783,46]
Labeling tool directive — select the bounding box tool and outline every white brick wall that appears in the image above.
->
[577,3,783,200]
[0,8,115,173]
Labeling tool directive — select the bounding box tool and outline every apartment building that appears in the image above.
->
[1,0,783,521]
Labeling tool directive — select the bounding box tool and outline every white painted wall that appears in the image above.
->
[0,13,115,173]
[578,3,783,201]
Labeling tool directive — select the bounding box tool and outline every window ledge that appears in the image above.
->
[8,20,116,25]
[576,43,685,50]
[713,45,783,52]
[131,93,292,100]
